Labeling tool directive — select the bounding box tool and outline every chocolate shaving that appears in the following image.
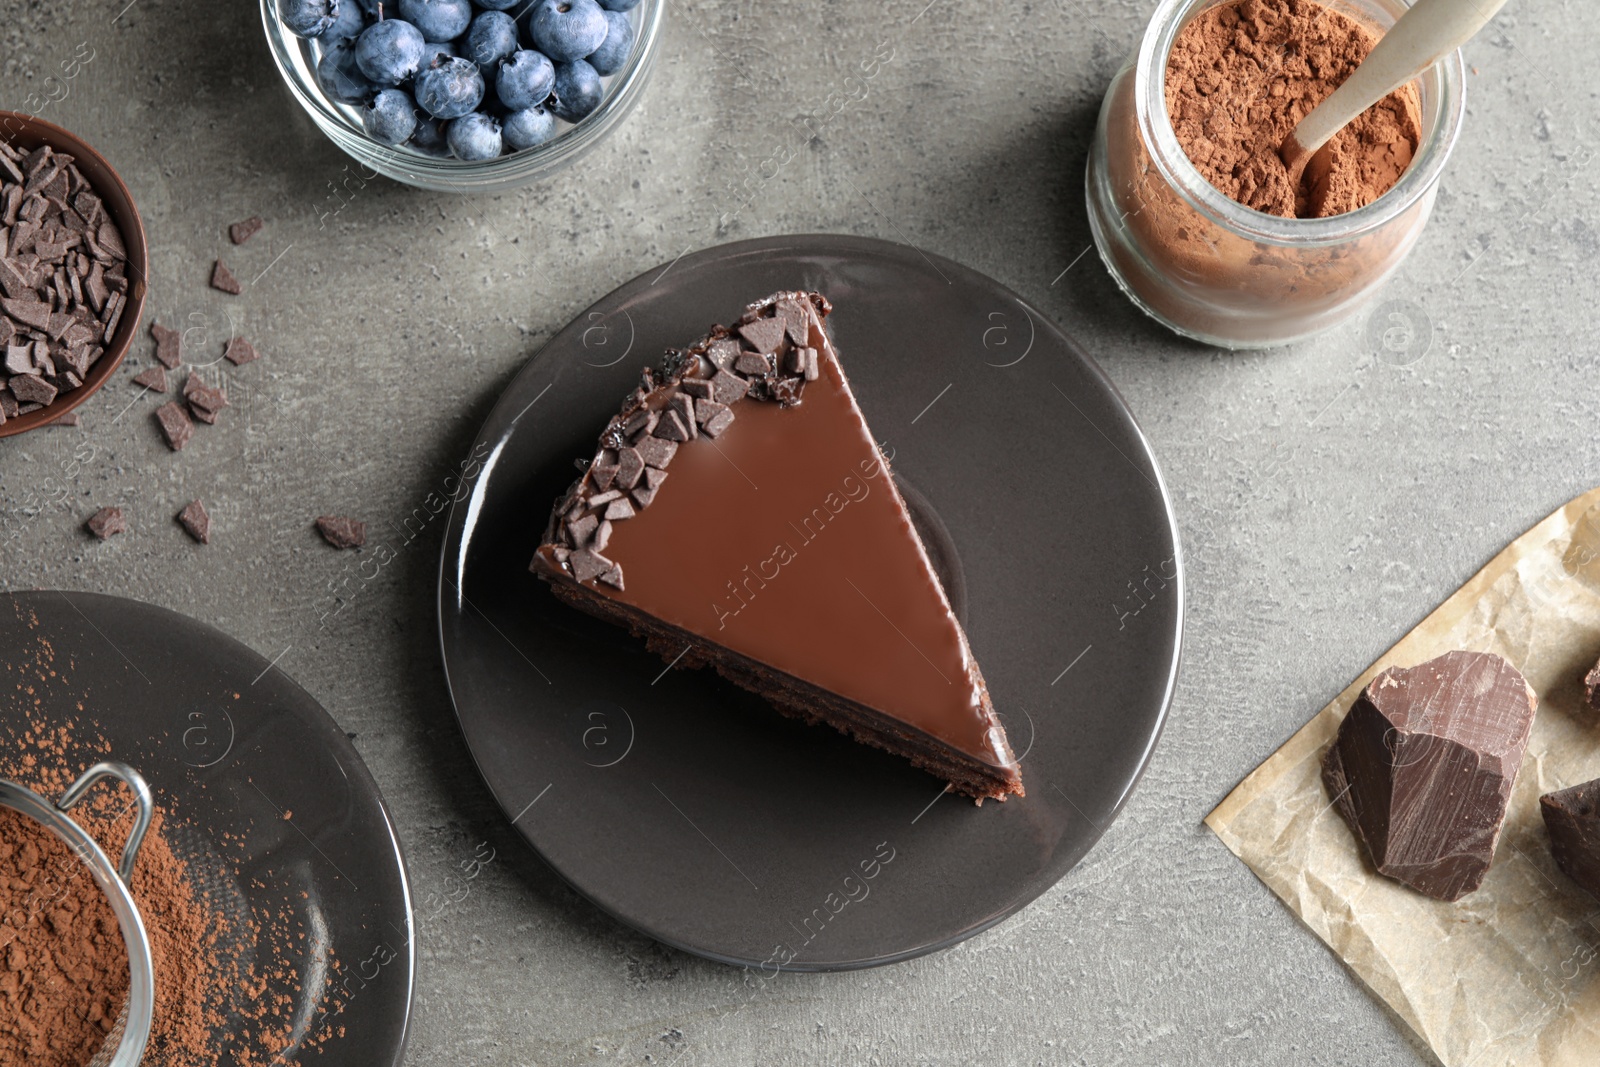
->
[210,260,242,295]
[230,216,264,244]
[154,400,193,451]
[150,321,181,371]
[315,515,367,549]
[132,365,168,392]
[85,505,127,540]
[177,499,211,543]
[224,336,260,365]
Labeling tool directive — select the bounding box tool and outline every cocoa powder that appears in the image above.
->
[1166,0,1421,218]
[2,612,345,1067]
[0,806,129,1067]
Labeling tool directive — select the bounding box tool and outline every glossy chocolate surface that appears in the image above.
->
[538,297,1013,769]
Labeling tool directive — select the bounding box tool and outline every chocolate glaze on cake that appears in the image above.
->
[531,291,1023,801]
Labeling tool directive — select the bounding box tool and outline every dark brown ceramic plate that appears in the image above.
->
[437,234,1182,970]
[0,591,413,1062]
[0,112,149,437]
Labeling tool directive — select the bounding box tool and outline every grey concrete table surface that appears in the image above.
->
[0,1,1589,1064]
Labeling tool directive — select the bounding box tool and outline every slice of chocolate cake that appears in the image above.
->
[531,291,1023,801]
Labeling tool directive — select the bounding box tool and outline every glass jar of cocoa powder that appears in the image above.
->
[1086,0,1465,349]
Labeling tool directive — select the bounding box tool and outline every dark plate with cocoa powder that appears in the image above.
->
[0,591,413,1063]
[437,234,1183,970]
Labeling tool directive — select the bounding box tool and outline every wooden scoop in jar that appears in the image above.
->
[1280,0,1510,214]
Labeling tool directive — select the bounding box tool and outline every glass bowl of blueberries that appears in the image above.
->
[262,0,662,191]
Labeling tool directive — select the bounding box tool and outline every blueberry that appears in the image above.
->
[526,0,608,64]
[410,116,452,156]
[317,37,376,103]
[397,0,472,43]
[280,0,341,38]
[447,112,503,160]
[502,105,556,150]
[585,10,632,75]
[549,60,603,122]
[462,11,519,75]
[597,0,640,9]
[414,56,484,119]
[495,49,555,111]
[363,88,419,144]
[472,0,520,7]
[355,19,426,85]
[325,0,368,40]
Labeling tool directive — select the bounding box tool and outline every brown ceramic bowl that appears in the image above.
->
[0,111,148,438]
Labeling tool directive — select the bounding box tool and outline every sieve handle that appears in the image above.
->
[56,761,153,884]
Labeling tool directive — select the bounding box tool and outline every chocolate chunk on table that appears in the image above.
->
[185,377,229,424]
[1541,779,1600,902]
[229,216,264,245]
[154,400,193,451]
[132,365,168,392]
[1322,650,1537,902]
[224,336,260,365]
[85,506,126,540]
[316,515,367,549]
[211,260,243,295]
[177,500,211,544]
[150,321,182,368]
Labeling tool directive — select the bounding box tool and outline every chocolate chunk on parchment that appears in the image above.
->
[1542,779,1600,903]
[177,499,211,543]
[154,400,193,450]
[1322,650,1537,902]
[224,336,260,365]
[210,260,243,295]
[315,515,367,549]
[85,506,126,540]
[230,216,264,245]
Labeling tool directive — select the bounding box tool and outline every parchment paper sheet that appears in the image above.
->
[1207,486,1600,1067]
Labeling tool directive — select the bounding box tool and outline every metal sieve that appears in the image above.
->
[0,762,155,1067]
